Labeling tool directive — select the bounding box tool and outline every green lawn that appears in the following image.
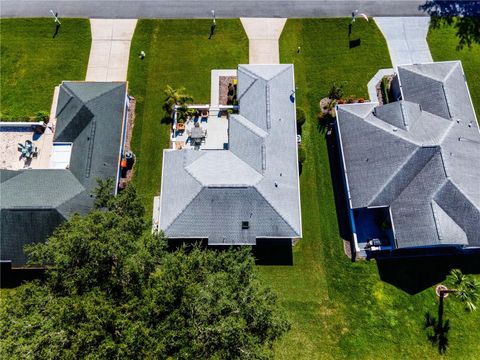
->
[257,19,480,359]
[427,20,480,122]
[127,19,248,215]
[0,19,91,120]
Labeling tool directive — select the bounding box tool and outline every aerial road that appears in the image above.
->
[1,0,430,18]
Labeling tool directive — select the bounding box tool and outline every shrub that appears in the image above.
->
[381,77,391,104]
[346,95,356,104]
[296,107,306,128]
[357,98,365,103]
[298,145,307,164]
[337,99,345,105]
[35,111,50,123]
[328,83,344,100]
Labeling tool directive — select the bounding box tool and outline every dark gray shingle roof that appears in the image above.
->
[1,82,127,266]
[337,61,480,249]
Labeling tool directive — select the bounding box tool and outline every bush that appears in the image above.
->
[298,145,307,164]
[328,83,344,100]
[296,107,306,128]
[35,111,50,123]
[346,95,356,104]
[381,77,391,104]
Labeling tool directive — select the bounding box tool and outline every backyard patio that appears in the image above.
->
[171,111,229,150]
[0,125,55,170]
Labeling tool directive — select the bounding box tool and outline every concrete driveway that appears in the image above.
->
[374,17,433,68]
[86,19,137,81]
[241,18,286,64]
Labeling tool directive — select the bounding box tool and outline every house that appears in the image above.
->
[153,64,302,246]
[0,82,129,270]
[335,61,480,256]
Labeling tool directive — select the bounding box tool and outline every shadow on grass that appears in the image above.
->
[167,238,293,265]
[425,310,450,354]
[324,123,354,259]
[420,0,480,49]
[377,253,480,294]
[161,115,173,125]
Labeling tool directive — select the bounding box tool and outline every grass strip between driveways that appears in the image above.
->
[0,19,91,120]
[127,19,248,216]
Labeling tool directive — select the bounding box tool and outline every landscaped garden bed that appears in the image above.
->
[219,76,237,106]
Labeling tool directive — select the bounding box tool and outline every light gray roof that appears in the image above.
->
[157,64,302,244]
[1,82,127,266]
[337,61,480,249]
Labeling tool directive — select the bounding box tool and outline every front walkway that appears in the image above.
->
[374,17,432,68]
[240,18,286,64]
[86,19,137,81]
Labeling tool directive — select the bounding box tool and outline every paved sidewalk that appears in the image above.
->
[86,19,137,81]
[374,17,432,68]
[240,18,287,64]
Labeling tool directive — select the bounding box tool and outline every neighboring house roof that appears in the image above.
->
[156,64,302,244]
[336,61,480,249]
[1,82,127,266]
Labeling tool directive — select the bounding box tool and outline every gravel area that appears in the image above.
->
[219,76,236,106]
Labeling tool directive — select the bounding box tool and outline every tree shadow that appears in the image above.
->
[160,115,173,124]
[425,310,450,354]
[419,0,480,49]
[377,253,480,294]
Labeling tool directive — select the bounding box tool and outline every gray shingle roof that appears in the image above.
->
[156,64,302,244]
[337,61,480,249]
[1,82,127,266]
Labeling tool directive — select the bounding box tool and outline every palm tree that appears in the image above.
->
[163,85,193,115]
[438,269,479,312]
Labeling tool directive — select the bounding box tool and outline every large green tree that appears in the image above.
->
[0,185,289,359]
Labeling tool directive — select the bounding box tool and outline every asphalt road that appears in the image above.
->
[1,0,429,18]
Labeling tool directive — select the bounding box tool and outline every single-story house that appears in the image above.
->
[153,64,302,246]
[1,82,129,269]
[336,61,480,256]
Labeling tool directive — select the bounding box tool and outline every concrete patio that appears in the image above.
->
[171,115,229,150]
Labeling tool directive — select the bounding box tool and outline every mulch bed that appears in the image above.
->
[118,96,136,189]
[376,75,394,105]
[219,76,236,106]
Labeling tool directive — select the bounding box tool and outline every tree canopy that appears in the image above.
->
[0,185,289,359]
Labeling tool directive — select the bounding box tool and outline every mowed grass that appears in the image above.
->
[257,19,480,359]
[0,19,91,119]
[127,20,248,215]
[427,20,480,121]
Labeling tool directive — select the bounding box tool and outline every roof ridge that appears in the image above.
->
[185,150,263,187]
[163,183,204,231]
[369,146,437,206]
[231,114,268,138]
[84,83,125,109]
[392,149,446,205]
[237,69,258,101]
[56,85,77,117]
[267,64,292,82]
[254,186,299,235]
[442,61,460,82]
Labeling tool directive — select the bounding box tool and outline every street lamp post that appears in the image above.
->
[50,10,61,25]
